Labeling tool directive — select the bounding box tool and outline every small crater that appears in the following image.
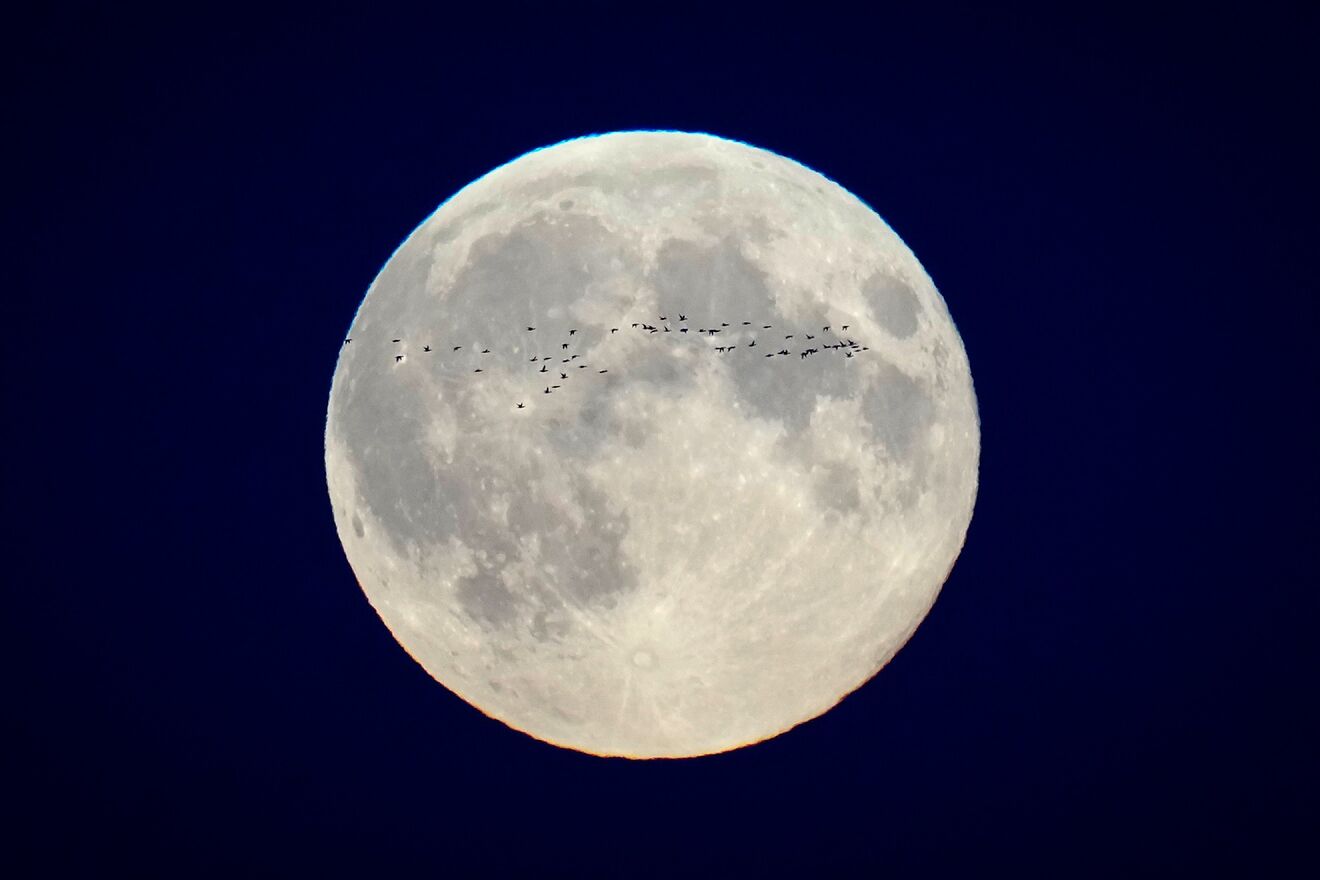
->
[351,513,364,538]
[559,199,574,210]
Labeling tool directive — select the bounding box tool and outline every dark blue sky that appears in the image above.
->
[8,3,1317,875]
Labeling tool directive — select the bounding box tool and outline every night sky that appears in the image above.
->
[8,3,1317,875]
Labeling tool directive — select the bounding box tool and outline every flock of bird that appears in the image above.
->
[342,315,870,409]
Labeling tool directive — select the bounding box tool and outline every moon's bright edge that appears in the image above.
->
[324,131,979,758]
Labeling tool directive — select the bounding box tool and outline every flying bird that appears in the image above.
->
[394,355,404,363]
[453,345,462,351]
[763,325,772,329]
[392,338,401,343]
[343,338,352,345]
[841,324,849,330]
[544,387,551,394]
[560,372,567,379]
[482,348,490,353]
[527,326,536,331]
[806,335,815,340]
[678,314,687,321]
[611,328,618,334]
[748,339,756,347]
[423,345,431,352]
[562,343,569,350]
[473,368,483,373]
[599,369,608,374]
[540,365,548,372]
[569,329,577,335]
[517,403,525,408]
[742,321,750,325]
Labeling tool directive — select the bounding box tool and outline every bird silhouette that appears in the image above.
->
[823,326,830,332]
[561,343,569,350]
[569,329,577,335]
[392,338,401,343]
[841,324,849,330]
[659,315,668,321]
[530,356,539,362]
[715,346,726,353]
[544,387,551,394]
[527,326,536,331]
[785,335,794,339]
[721,322,729,327]
[599,369,608,374]
[423,345,432,352]
[560,372,567,379]
[632,323,639,328]
[680,327,689,333]
[517,403,525,408]
[763,325,772,329]
[552,385,561,389]
[664,325,671,332]
[748,339,756,347]
[394,355,404,363]
[453,345,462,351]
[806,334,815,340]
[473,368,483,373]
[678,314,687,321]
[765,353,774,358]
[742,321,751,325]
[343,337,352,345]
[540,365,548,372]
[611,328,618,334]
[578,364,588,369]
[482,348,490,353]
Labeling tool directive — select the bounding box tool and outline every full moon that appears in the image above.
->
[324,131,979,758]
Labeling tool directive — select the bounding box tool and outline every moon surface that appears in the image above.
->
[324,131,979,758]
